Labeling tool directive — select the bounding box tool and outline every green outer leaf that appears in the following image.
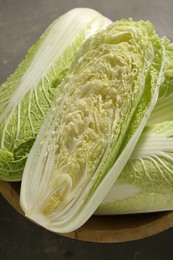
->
[148,41,173,124]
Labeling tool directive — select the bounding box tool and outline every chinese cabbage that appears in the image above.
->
[0,8,111,181]
[20,19,166,233]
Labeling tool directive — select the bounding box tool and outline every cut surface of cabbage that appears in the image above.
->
[20,19,166,233]
[0,8,111,181]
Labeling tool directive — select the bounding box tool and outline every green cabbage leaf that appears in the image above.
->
[148,42,173,124]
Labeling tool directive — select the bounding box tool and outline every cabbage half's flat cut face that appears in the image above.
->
[20,19,166,233]
[0,8,111,181]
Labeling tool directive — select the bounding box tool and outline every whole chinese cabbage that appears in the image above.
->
[0,8,111,181]
[20,19,166,233]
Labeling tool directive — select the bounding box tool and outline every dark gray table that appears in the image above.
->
[1,1,173,259]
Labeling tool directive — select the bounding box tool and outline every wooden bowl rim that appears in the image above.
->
[1,180,173,243]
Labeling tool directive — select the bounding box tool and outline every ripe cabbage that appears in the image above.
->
[20,19,166,233]
[0,8,111,181]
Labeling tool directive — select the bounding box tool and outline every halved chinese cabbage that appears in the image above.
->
[97,41,173,215]
[0,8,111,181]
[20,19,166,233]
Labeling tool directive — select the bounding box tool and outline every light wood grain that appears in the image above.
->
[1,180,173,243]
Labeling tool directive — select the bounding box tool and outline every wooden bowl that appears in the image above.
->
[1,180,173,243]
